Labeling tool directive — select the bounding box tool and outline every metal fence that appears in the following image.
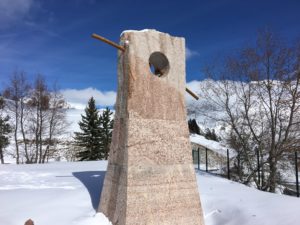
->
[192,148,231,178]
[192,148,300,198]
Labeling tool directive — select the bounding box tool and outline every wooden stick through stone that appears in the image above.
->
[91,33,199,100]
[186,87,199,100]
[92,33,125,52]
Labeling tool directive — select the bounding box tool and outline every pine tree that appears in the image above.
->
[204,128,219,142]
[99,107,114,160]
[188,119,201,135]
[74,97,102,161]
[0,96,12,164]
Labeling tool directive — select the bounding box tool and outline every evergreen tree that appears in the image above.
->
[204,128,219,142]
[188,119,201,135]
[0,96,12,164]
[74,97,102,161]
[99,107,114,160]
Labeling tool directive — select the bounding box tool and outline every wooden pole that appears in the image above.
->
[92,33,125,52]
[186,87,199,100]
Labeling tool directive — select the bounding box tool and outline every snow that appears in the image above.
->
[120,29,182,39]
[78,213,112,225]
[120,29,153,36]
[0,161,110,225]
[190,134,236,158]
[198,171,300,225]
[66,108,85,133]
[66,108,114,134]
[1,161,300,225]
[186,79,236,135]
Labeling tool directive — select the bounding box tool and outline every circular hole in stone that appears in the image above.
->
[149,52,170,77]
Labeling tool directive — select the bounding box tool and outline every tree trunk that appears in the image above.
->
[20,104,30,163]
[42,145,49,163]
[237,153,242,180]
[0,147,4,164]
[260,154,265,190]
[42,128,53,163]
[268,156,277,192]
[34,107,39,163]
[14,119,19,164]
[38,109,43,163]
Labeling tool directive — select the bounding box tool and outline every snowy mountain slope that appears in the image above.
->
[66,108,85,133]
[186,80,227,129]
[1,161,300,225]
[66,108,114,134]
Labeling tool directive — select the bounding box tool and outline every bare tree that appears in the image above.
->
[26,76,69,163]
[42,83,68,163]
[3,72,69,164]
[27,75,50,163]
[196,30,300,192]
[3,72,30,164]
[0,96,12,164]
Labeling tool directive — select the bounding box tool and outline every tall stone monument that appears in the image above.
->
[98,29,205,225]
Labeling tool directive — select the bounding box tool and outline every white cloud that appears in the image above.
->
[61,87,116,109]
[186,80,201,91]
[0,0,34,28]
[186,47,199,60]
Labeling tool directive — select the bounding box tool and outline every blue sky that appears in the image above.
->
[0,0,300,107]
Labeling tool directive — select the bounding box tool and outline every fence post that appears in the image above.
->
[295,151,299,198]
[205,148,208,172]
[256,147,261,189]
[227,149,230,180]
[197,148,200,170]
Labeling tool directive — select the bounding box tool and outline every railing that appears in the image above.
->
[192,148,300,198]
[192,147,231,179]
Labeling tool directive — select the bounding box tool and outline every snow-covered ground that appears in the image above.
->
[0,161,111,225]
[190,134,236,158]
[199,171,300,225]
[1,161,300,225]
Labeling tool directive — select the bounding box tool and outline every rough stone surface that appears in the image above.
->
[98,29,205,225]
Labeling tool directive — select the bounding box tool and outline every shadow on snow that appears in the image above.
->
[72,171,106,210]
